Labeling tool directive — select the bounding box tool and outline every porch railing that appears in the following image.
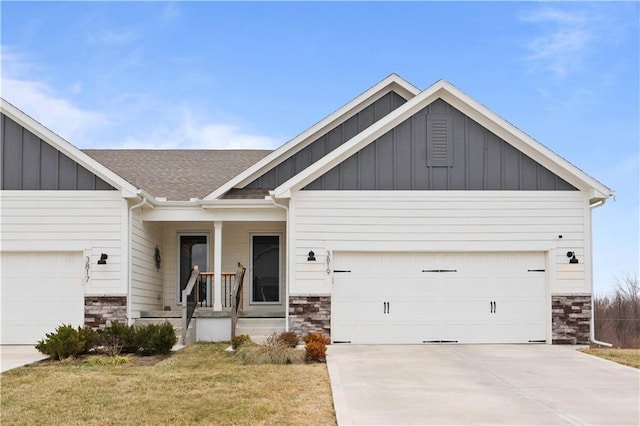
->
[181,265,200,345]
[196,272,241,309]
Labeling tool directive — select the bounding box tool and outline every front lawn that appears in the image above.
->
[1,343,336,425]
[579,348,640,369]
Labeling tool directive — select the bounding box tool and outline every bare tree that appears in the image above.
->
[594,276,640,348]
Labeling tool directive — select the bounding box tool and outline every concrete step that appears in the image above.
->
[236,318,286,338]
[139,310,181,318]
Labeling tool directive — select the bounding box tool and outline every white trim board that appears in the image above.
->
[271,80,612,202]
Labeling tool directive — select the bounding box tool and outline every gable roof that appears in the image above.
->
[0,98,139,198]
[204,73,421,200]
[84,149,271,201]
[272,79,613,203]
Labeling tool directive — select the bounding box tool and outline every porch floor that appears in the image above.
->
[139,308,285,319]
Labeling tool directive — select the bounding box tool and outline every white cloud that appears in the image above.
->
[119,108,280,150]
[1,77,109,143]
[519,7,595,78]
[1,46,281,150]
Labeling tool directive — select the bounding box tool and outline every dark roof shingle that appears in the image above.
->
[83,149,271,201]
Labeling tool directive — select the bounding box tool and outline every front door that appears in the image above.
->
[251,234,280,303]
[178,234,208,303]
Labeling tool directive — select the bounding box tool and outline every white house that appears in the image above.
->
[0,74,613,345]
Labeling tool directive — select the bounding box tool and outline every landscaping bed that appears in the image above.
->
[1,343,336,425]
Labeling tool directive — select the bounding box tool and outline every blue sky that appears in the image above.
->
[1,1,638,294]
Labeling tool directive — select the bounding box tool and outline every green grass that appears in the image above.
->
[580,348,640,369]
[1,343,336,425]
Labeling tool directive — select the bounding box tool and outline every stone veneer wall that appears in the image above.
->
[552,294,591,344]
[289,296,331,338]
[85,296,127,329]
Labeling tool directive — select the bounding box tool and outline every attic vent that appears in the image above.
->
[427,114,452,167]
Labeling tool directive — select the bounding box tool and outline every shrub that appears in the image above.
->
[303,332,330,346]
[231,334,253,350]
[78,327,100,354]
[36,324,86,360]
[135,322,177,355]
[304,341,328,363]
[303,332,330,363]
[276,331,299,348]
[99,322,137,356]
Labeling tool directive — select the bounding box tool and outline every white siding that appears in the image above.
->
[290,191,590,295]
[161,221,286,310]
[130,207,164,315]
[0,191,127,294]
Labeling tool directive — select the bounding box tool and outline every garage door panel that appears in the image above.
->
[1,252,84,344]
[332,252,547,344]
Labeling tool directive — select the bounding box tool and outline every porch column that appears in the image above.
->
[213,221,223,311]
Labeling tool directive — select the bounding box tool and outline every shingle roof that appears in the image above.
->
[83,149,272,201]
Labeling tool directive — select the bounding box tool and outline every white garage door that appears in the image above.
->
[332,252,547,344]
[1,252,84,344]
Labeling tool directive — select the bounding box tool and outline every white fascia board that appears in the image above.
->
[436,82,612,198]
[199,199,277,209]
[273,83,447,198]
[273,80,612,200]
[142,205,285,222]
[1,99,139,198]
[203,74,421,201]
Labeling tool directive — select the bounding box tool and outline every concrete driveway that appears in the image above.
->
[327,345,639,425]
[1,346,48,373]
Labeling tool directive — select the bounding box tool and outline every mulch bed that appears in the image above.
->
[34,353,172,367]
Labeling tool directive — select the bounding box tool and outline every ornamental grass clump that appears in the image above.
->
[235,333,304,365]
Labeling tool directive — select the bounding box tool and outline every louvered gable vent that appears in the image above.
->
[427,114,452,167]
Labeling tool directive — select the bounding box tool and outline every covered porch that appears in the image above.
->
[130,201,288,342]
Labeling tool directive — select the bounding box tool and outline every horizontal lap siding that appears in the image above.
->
[131,208,163,314]
[0,191,126,294]
[290,191,588,295]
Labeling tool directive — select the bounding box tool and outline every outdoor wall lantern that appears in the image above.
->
[307,250,316,261]
[98,253,108,265]
[566,251,579,264]
[154,245,162,271]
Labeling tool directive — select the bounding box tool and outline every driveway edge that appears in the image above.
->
[326,348,352,426]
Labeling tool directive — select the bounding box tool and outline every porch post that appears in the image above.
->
[213,221,223,311]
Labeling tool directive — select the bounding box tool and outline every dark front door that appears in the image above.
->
[251,235,280,303]
[179,234,208,303]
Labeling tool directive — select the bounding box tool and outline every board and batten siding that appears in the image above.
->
[246,91,407,189]
[0,191,127,294]
[130,207,164,315]
[290,190,589,295]
[303,99,577,191]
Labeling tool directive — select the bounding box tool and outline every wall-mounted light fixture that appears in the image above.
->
[566,251,579,264]
[154,245,162,271]
[307,250,316,261]
[98,253,108,265]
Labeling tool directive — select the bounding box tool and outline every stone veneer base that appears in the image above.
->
[551,294,591,345]
[288,294,592,345]
[85,296,127,329]
[289,296,331,338]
